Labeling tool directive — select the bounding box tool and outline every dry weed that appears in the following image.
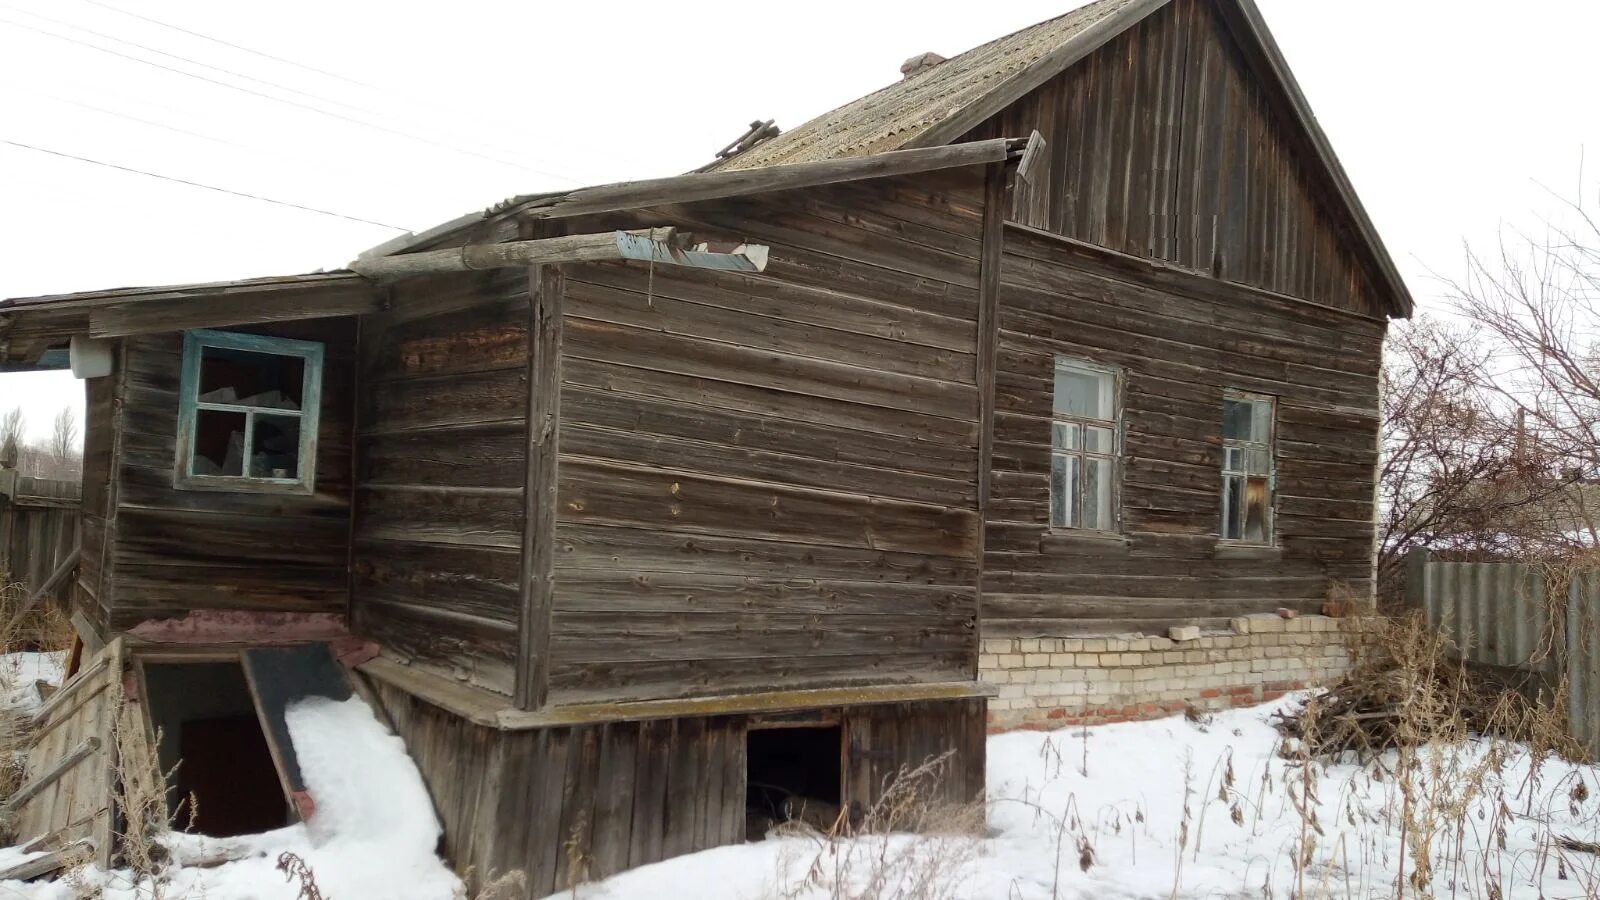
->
[778,751,984,900]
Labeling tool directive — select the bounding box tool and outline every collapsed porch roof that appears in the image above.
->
[0,137,1026,365]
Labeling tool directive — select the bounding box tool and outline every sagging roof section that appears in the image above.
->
[708,0,1413,319]
[0,138,1027,364]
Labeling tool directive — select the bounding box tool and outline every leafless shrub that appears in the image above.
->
[278,850,328,899]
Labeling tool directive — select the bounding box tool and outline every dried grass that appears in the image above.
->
[777,751,985,900]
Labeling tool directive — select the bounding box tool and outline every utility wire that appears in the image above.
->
[59,0,649,177]
[1,138,412,231]
[0,14,584,184]
[75,0,381,91]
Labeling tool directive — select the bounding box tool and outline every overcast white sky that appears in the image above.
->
[1,0,1596,443]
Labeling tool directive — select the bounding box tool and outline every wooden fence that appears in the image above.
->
[0,467,81,602]
[1407,549,1600,759]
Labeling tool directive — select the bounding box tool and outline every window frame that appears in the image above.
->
[1048,357,1121,534]
[1219,390,1276,546]
[173,329,324,494]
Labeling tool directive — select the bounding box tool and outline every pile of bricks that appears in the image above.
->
[981,613,1353,732]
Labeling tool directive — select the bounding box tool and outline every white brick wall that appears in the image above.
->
[981,614,1353,731]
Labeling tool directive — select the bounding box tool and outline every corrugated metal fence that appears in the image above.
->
[1408,550,1600,758]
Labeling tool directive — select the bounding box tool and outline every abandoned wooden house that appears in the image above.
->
[0,0,1408,891]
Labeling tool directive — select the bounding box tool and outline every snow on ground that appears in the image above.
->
[0,652,64,716]
[2,683,1599,899]
[0,695,462,900]
[566,697,1600,900]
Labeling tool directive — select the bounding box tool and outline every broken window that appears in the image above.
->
[1220,393,1275,544]
[175,329,323,492]
[1050,358,1118,531]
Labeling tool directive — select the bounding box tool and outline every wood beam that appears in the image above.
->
[516,250,564,711]
[350,228,770,282]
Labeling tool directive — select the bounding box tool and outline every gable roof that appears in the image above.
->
[712,0,1159,172]
[711,0,1413,318]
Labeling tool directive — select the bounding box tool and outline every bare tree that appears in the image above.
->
[1375,318,1576,597]
[48,407,78,462]
[1450,188,1600,489]
[35,406,83,481]
[0,407,22,453]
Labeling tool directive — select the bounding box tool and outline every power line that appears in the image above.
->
[75,0,380,91]
[0,13,585,184]
[57,0,650,178]
[1,138,412,231]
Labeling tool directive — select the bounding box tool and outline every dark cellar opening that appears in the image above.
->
[143,661,290,837]
[745,725,843,839]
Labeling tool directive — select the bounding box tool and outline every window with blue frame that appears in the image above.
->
[174,329,324,493]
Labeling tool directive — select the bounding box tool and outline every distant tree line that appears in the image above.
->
[0,405,81,482]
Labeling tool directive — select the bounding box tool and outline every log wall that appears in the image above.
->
[544,171,993,704]
[351,271,530,696]
[965,0,1389,317]
[984,225,1383,634]
[103,319,356,632]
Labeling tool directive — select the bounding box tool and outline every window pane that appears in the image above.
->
[1051,422,1079,451]
[1242,475,1271,543]
[1222,399,1253,441]
[193,409,246,476]
[249,414,302,479]
[1083,457,1112,530]
[1224,447,1243,473]
[1252,400,1272,443]
[199,345,305,410]
[1246,448,1271,475]
[1054,365,1109,419]
[1221,474,1243,540]
[1083,426,1113,454]
[1050,453,1072,527]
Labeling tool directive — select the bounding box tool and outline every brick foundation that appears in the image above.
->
[981,613,1352,732]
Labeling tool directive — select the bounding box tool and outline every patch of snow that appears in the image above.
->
[4,694,1600,899]
[1,695,461,899]
[563,696,1600,900]
[0,651,65,715]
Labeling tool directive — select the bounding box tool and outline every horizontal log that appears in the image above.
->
[352,228,769,281]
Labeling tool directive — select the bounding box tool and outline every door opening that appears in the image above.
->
[143,661,289,837]
[745,725,843,839]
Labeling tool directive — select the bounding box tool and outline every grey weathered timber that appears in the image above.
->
[517,261,564,710]
[382,138,1024,255]
[350,228,771,281]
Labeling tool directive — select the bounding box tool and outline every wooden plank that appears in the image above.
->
[240,644,353,800]
[518,261,563,710]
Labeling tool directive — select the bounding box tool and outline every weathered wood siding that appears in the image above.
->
[985,226,1382,634]
[965,0,1387,317]
[545,171,991,703]
[351,272,529,696]
[371,680,984,899]
[77,373,115,633]
[105,320,355,631]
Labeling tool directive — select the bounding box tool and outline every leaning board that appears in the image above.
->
[6,638,123,867]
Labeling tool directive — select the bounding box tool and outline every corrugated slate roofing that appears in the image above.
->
[711,0,1142,171]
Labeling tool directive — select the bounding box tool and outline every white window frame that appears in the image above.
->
[1220,391,1276,545]
[1049,357,1120,533]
